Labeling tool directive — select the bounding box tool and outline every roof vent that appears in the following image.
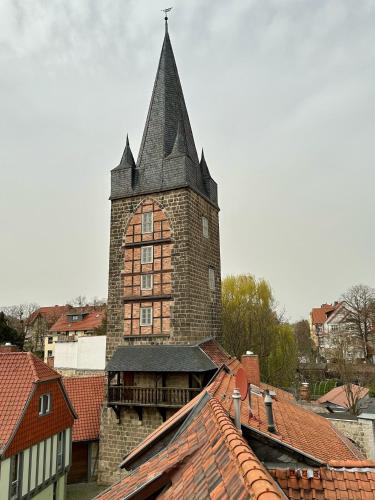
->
[232,388,242,432]
[264,389,276,433]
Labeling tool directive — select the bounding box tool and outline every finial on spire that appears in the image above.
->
[161,7,173,33]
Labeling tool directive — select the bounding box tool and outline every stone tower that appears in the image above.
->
[99,22,222,483]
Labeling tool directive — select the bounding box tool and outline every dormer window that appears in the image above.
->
[39,394,51,416]
[71,315,80,321]
[142,212,153,234]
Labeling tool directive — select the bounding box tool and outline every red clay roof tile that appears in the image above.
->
[63,375,105,442]
[96,396,282,499]
[50,308,105,333]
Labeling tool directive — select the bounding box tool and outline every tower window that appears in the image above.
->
[39,394,51,415]
[141,246,153,264]
[209,268,215,291]
[142,212,153,234]
[141,274,153,290]
[140,307,153,326]
[202,217,209,238]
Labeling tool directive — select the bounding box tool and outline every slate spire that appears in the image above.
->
[118,134,136,169]
[200,149,211,180]
[136,29,199,167]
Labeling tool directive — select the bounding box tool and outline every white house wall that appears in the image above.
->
[54,336,106,370]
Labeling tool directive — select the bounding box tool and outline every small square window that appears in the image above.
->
[140,307,153,326]
[48,336,53,344]
[202,217,209,238]
[141,212,153,234]
[47,350,53,357]
[209,268,215,291]
[39,394,51,416]
[141,246,153,264]
[141,274,153,290]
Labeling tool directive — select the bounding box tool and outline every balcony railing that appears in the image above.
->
[108,385,201,408]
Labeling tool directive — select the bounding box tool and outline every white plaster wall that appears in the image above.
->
[54,336,106,370]
[77,336,106,370]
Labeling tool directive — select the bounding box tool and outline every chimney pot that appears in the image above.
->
[232,388,242,432]
[264,389,276,433]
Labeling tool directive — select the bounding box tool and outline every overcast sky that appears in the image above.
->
[0,0,374,321]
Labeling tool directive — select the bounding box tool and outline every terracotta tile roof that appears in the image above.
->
[50,308,105,333]
[269,464,375,499]
[0,352,68,454]
[97,396,283,499]
[27,305,71,327]
[317,384,369,408]
[121,390,206,469]
[208,368,362,464]
[63,375,105,442]
[311,303,340,325]
[198,337,238,367]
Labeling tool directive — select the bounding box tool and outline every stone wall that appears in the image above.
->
[106,187,221,360]
[329,417,375,459]
[98,405,167,485]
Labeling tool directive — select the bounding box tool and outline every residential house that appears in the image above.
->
[25,306,70,353]
[317,384,369,413]
[0,351,76,499]
[44,307,105,366]
[310,301,364,360]
[63,376,105,483]
[96,344,375,499]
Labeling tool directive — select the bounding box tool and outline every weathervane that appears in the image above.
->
[161,7,173,32]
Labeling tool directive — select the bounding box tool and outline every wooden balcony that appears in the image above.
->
[108,385,201,408]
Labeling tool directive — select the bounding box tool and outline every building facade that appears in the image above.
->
[0,351,76,499]
[99,23,222,483]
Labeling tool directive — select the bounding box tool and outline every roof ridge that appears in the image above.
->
[209,398,283,499]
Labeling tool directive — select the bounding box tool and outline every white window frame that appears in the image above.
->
[209,268,215,291]
[10,453,20,499]
[202,216,209,239]
[57,431,64,471]
[39,393,51,416]
[141,274,153,290]
[141,246,153,264]
[140,307,153,326]
[141,212,153,234]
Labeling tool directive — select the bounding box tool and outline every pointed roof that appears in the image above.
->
[110,27,218,207]
[137,30,199,168]
[117,135,135,169]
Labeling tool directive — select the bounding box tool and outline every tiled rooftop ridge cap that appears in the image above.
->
[209,398,283,499]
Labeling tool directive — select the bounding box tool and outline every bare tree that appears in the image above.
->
[332,332,369,415]
[1,303,39,348]
[341,284,375,362]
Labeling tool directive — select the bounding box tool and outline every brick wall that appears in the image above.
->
[106,187,221,360]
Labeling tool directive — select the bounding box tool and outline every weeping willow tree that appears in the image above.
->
[222,274,297,387]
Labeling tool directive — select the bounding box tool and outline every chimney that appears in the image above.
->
[299,382,310,401]
[241,351,260,387]
[0,342,19,353]
[232,388,242,432]
[264,390,276,433]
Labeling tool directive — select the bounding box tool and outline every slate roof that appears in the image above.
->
[63,375,105,442]
[96,395,283,500]
[0,352,74,455]
[106,345,217,373]
[317,384,369,409]
[111,26,218,206]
